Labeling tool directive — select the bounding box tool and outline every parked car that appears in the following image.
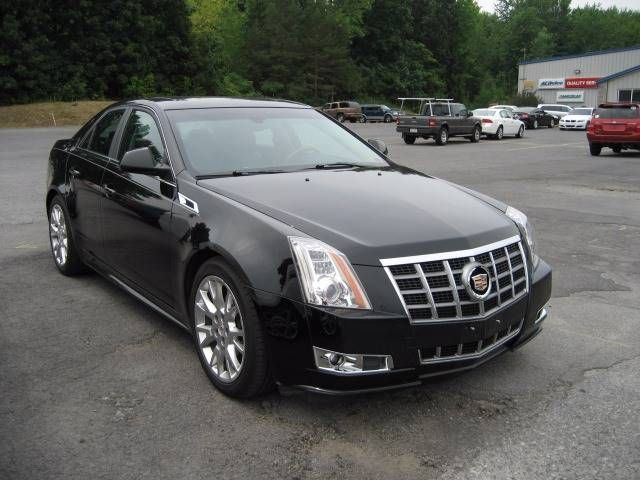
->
[362,104,399,123]
[513,107,557,129]
[488,105,518,112]
[559,107,594,130]
[472,109,525,139]
[46,97,551,397]
[587,102,640,155]
[537,104,573,119]
[319,101,363,123]
[396,99,482,145]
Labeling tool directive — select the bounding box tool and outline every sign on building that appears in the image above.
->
[556,91,585,103]
[565,77,599,89]
[538,78,565,89]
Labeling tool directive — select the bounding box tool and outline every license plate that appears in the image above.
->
[409,128,418,133]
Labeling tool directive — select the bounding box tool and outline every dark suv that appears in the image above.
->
[396,100,481,145]
[587,103,640,155]
[362,104,398,123]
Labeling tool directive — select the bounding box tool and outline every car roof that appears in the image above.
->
[598,102,640,108]
[115,96,310,111]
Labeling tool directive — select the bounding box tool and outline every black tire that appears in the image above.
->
[516,124,525,138]
[435,127,448,146]
[359,115,366,123]
[190,258,273,398]
[48,195,86,276]
[532,119,538,130]
[548,118,555,128]
[383,115,392,123]
[403,134,416,145]
[336,113,345,123]
[589,143,602,156]
[612,146,622,153]
[469,125,481,142]
[495,125,504,140]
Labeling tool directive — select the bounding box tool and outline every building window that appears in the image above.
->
[618,89,640,102]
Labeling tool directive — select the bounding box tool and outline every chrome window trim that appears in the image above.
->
[379,235,521,267]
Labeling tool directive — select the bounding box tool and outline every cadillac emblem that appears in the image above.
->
[461,262,491,301]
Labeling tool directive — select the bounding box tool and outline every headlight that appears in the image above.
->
[506,206,536,256]
[289,236,371,309]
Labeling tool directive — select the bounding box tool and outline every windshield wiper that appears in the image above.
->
[314,162,361,169]
[231,168,287,176]
[195,168,287,179]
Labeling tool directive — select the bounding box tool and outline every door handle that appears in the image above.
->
[103,185,116,197]
[69,168,81,178]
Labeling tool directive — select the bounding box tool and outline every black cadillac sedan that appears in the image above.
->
[513,107,556,129]
[46,97,551,398]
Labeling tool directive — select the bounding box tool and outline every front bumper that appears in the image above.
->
[262,259,552,394]
[560,121,588,129]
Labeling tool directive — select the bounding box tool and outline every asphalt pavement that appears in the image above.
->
[1,123,639,479]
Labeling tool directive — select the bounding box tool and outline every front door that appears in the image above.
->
[101,108,179,309]
[66,108,126,260]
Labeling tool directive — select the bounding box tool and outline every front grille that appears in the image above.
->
[382,236,528,323]
[419,319,523,364]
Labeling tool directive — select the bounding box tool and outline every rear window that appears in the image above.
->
[473,109,496,116]
[594,106,639,119]
[426,103,450,116]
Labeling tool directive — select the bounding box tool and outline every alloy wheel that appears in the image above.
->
[194,276,245,382]
[49,204,68,267]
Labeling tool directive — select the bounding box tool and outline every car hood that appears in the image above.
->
[197,167,518,266]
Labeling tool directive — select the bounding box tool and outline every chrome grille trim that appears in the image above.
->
[419,319,523,364]
[382,236,528,324]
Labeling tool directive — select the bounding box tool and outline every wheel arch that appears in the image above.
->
[46,187,62,217]
[182,246,254,317]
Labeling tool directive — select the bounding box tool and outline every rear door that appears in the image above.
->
[449,103,466,135]
[100,107,179,308]
[66,108,126,260]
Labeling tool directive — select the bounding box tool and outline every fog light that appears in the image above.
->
[313,347,393,375]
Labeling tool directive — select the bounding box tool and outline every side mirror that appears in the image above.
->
[466,111,474,117]
[367,138,388,155]
[120,147,169,174]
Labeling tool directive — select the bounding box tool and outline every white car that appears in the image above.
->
[559,107,594,130]
[537,104,573,119]
[488,105,518,112]
[473,108,525,139]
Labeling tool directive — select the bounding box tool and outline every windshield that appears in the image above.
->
[167,107,387,176]
[571,108,592,115]
[594,106,639,119]
[473,109,496,116]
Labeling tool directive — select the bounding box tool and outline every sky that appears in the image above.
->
[476,0,640,12]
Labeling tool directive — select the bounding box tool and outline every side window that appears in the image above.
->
[500,110,510,118]
[450,104,462,116]
[339,102,349,108]
[118,110,166,163]
[87,109,125,156]
[431,103,450,116]
[331,103,339,109]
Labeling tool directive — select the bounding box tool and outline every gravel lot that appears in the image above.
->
[1,123,639,479]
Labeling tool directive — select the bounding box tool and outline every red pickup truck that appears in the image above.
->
[587,103,640,155]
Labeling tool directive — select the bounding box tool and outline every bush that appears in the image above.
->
[123,74,157,98]
[507,92,542,107]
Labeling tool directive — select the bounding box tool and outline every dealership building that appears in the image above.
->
[517,45,640,107]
